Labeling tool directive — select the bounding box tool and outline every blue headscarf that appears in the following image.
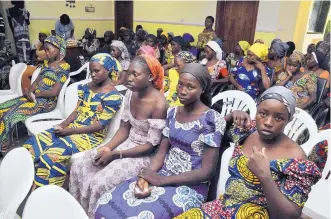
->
[90,53,119,72]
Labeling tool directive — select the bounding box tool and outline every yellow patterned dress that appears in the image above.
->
[0,61,70,150]
[176,122,323,219]
[23,84,122,187]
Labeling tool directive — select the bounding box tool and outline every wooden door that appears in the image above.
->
[114,1,133,37]
[215,1,259,54]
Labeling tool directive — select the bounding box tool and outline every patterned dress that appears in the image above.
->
[94,107,226,219]
[231,64,273,100]
[277,72,317,109]
[69,90,166,218]
[175,124,323,219]
[23,84,122,187]
[0,61,70,150]
[0,39,13,89]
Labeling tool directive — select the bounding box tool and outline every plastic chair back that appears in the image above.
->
[9,63,27,94]
[303,130,330,219]
[69,62,89,79]
[56,76,71,118]
[316,77,327,104]
[212,90,257,119]
[284,108,318,144]
[22,185,88,219]
[30,68,41,84]
[0,148,34,219]
[216,146,234,197]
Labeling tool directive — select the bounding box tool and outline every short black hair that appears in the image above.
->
[206,16,214,23]
[60,14,70,25]
[11,1,24,8]
[146,34,157,43]
[287,41,296,51]
[136,25,143,29]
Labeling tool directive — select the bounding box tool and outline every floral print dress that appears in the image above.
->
[94,107,226,219]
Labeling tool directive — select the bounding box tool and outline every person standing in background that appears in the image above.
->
[6,0,31,63]
[55,14,74,40]
[0,12,5,37]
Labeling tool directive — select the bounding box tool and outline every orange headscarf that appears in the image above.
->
[140,54,164,93]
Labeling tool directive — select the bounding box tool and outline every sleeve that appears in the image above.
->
[162,107,175,138]
[230,66,239,76]
[69,20,75,29]
[120,90,131,122]
[306,73,317,93]
[199,110,226,147]
[265,66,274,81]
[98,92,122,127]
[230,120,257,145]
[56,63,70,85]
[308,139,328,172]
[75,84,85,109]
[279,159,322,208]
[147,119,166,146]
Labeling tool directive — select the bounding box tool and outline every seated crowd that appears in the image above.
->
[0,10,330,219]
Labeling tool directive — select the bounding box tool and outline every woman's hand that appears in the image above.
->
[23,88,34,102]
[93,147,119,166]
[232,110,251,128]
[138,167,164,186]
[134,178,151,199]
[286,66,293,77]
[254,60,265,70]
[53,127,73,137]
[247,146,271,180]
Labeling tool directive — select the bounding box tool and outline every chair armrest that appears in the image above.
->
[24,110,64,125]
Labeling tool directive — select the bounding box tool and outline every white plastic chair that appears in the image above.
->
[212,90,257,119]
[0,148,34,219]
[0,63,27,103]
[22,185,88,219]
[284,108,318,143]
[69,62,90,79]
[302,130,330,219]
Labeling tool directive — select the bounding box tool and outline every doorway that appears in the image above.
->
[215,1,259,54]
[114,1,133,38]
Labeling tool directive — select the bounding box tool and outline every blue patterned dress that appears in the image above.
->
[94,107,226,219]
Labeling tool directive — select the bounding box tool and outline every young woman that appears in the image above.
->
[183,33,198,58]
[143,34,160,60]
[81,28,100,58]
[98,31,115,54]
[69,55,168,218]
[229,43,272,100]
[176,86,322,219]
[94,63,225,219]
[0,35,70,153]
[268,39,290,83]
[166,51,196,106]
[136,45,155,57]
[24,53,122,188]
[226,41,250,71]
[110,40,131,85]
[163,36,185,71]
[306,51,330,90]
[276,51,317,110]
[197,16,217,50]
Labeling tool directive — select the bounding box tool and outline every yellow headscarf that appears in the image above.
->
[40,29,50,37]
[161,32,168,40]
[248,43,269,61]
[238,41,250,56]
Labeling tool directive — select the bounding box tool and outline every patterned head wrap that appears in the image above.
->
[44,35,67,60]
[270,39,290,58]
[111,40,130,61]
[161,32,168,40]
[176,51,196,63]
[183,33,194,43]
[238,41,250,56]
[249,43,269,62]
[140,54,164,93]
[138,45,155,57]
[289,51,305,66]
[207,40,223,60]
[39,29,50,36]
[182,63,212,107]
[90,53,119,72]
[87,28,96,37]
[257,86,296,121]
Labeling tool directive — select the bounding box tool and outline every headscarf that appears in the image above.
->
[139,54,164,93]
[257,86,296,121]
[206,40,223,60]
[238,41,250,56]
[249,43,269,62]
[111,40,130,61]
[176,51,196,63]
[39,29,50,37]
[138,45,155,57]
[213,38,223,48]
[168,32,174,38]
[289,51,305,66]
[161,32,168,40]
[183,33,194,43]
[90,53,119,79]
[270,39,290,58]
[44,35,66,60]
[87,28,96,36]
[172,36,185,47]
[181,63,212,107]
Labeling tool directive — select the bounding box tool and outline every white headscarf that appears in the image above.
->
[207,41,223,60]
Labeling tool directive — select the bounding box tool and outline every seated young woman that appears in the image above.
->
[69,55,168,218]
[110,40,131,86]
[24,53,122,189]
[228,43,272,100]
[0,35,70,153]
[81,28,100,58]
[176,86,322,219]
[275,51,317,110]
[94,63,226,219]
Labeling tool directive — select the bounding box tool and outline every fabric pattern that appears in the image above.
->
[24,84,121,187]
[89,53,120,82]
[0,39,13,89]
[201,60,228,80]
[44,35,67,60]
[197,31,217,49]
[82,38,100,55]
[166,68,183,107]
[94,106,226,219]
[0,61,70,150]
[69,89,165,218]
[175,124,322,219]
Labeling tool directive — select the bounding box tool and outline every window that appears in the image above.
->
[308,0,330,33]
